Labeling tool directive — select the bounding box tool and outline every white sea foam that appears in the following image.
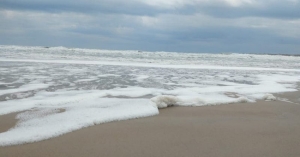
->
[0,58,299,72]
[0,45,299,146]
[151,94,253,108]
[1,45,300,69]
[0,83,51,96]
[263,94,277,101]
[0,97,158,146]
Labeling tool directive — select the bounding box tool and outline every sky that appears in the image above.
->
[0,0,300,54]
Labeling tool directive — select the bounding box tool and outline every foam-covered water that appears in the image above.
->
[1,45,300,69]
[0,45,299,146]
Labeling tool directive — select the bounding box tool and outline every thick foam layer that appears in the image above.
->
[0,96,158,146]
[151,94,253,108]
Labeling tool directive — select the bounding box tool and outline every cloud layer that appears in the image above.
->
[1,0,300,53]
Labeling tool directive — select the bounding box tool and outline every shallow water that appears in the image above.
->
[0,45,299,146]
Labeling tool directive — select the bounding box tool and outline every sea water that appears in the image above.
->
[0,45,299,146]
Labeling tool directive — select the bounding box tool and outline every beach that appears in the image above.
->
[0,46,300,156]
[1,91,300,157]
[1,0,300,155]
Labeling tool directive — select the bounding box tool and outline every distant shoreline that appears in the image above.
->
[1,45,299,56]
[265,53,300,57]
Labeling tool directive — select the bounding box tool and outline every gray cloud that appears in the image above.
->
[2,0,300,19]
[0,0,300,54]
[0,0,165,16]
[197,2,300,19]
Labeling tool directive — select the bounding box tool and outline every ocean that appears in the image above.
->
[0,45,299,146]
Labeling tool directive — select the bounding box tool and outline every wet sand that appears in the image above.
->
[0,112,18,133]
[1,92,300,157]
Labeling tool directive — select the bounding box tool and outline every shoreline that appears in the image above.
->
[1,91,300,157]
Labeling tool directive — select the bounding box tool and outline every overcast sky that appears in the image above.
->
[1,0,300,53]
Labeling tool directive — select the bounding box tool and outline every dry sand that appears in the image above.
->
[1,92,300,157]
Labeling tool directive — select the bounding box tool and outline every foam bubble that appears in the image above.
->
[263,94,276,101]
[151,95,180,108]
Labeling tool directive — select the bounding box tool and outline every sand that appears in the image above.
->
[0,112,18,133]
[1,92,300,157]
